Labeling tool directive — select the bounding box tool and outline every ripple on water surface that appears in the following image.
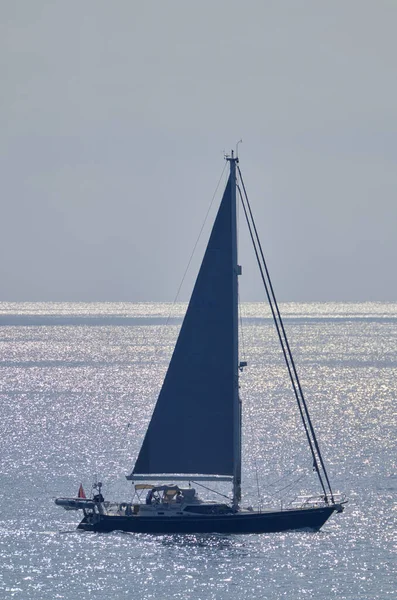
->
[0,302,396,599]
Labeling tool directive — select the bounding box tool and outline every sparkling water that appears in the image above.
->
[0,302,395,599]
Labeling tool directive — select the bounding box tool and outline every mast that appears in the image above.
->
[227,151,241,507]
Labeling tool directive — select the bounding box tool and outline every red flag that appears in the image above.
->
[77,483,86,498]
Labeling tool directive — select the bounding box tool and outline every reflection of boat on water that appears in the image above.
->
[55,151,346,534]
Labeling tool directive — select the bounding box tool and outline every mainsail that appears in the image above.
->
[129,176,238,479]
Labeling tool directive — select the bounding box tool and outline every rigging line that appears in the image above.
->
[265,467,300,488]
[236,187,260,508]
[237,168,327,476]
[237,286,261,505]
[190,480,231,501]
[236,184,320,467]
[238,290,246,362]
[161,161,228,334]
[238,291,261,507]
[147,160,228,404]
[260,471,308,502]
[266,467,308,498]
[263,471,309,501]
[238,183,328,501]
[274,472,308,497]
[237,184,329,502]
[237,167,334,502]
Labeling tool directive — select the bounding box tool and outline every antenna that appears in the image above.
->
[236,139,243,158]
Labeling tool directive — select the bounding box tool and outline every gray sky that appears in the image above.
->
[1,0,396,301]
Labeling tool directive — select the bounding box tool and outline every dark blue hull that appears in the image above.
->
[77,504,342,534]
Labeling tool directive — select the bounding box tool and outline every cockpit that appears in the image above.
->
[136,484,198,506]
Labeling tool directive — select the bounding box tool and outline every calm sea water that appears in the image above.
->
[0,302,395,599]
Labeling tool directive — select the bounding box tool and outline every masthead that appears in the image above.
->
[225,149,239,163]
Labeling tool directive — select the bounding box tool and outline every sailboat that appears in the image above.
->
[56,151,345,533]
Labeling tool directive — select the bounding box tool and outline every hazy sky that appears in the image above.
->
[1,1,396,301]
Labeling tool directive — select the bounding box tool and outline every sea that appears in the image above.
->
[0,301,395,599]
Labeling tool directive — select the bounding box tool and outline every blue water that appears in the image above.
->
[0,302,395,599]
